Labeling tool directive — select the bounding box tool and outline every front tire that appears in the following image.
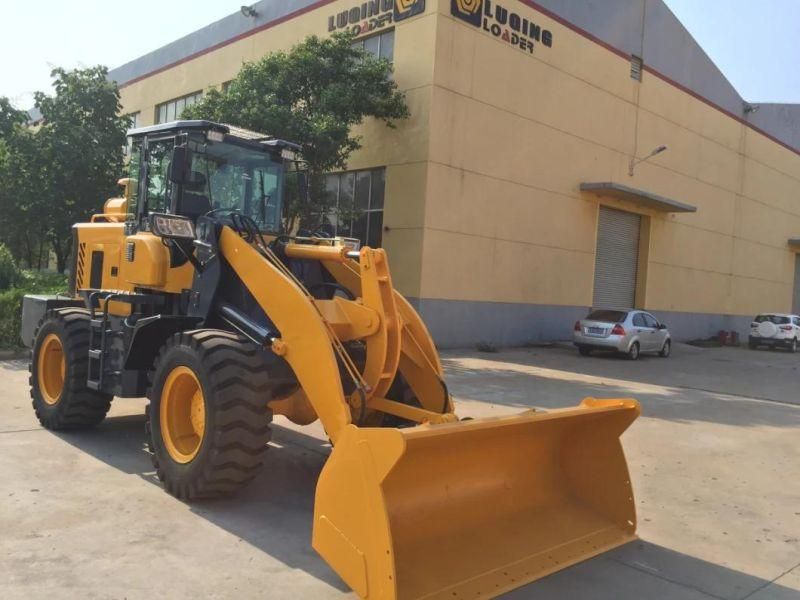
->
[29,309,112,430]
[659,339,671,358]
[627,341,640,361]
[146,330,274,500]
[790,338,798,353]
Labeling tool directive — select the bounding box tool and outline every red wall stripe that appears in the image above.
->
[517,0,800,157]
[119,0,338,89]
[119,0,799,157]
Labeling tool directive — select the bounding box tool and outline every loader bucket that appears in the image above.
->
[312,398,640,600]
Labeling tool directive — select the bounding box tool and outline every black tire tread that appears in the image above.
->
[29,308,113,430]
[146,329,276,500]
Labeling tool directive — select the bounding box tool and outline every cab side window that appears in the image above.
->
[145,139,175,214]
[126,140,142,221]
[632,313,647,327]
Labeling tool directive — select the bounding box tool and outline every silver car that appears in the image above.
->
[573,309,671,360]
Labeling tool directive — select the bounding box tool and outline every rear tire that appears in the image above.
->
[627,342,640,361]
[146,330,274,500]
[578,346,592,356]
[29,309,113,430]
[748,342,758,350]
[659,339,671,358]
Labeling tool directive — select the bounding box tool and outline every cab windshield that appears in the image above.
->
[185,136,284,232]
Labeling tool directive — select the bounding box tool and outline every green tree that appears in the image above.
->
[183,31,409,230]
[0,98,26,138]
[31,67,130,272]
[0,99,48,268]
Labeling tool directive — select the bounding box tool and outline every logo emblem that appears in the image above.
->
[451,0,482,26]
[395,0,425,21]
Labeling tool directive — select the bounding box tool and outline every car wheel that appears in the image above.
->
[628,342,640,361]
[659,339,671,358]
[578,346,592,356]
[748,342,758,350]
[791,338,798,353]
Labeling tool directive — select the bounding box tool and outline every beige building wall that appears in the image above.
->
[113,0,800,345]
[118,0,437,298]
[418,0,800,343]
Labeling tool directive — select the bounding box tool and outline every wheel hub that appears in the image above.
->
[38,333,65,405]
[160,366,206,463]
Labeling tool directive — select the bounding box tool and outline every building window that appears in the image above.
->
[221,80,233,93]
[322,168,386,247]
[155,91,202,124]
[127,111,140,129]
[352,29,395,62]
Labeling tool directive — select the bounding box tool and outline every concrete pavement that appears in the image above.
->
[1,343,798,599]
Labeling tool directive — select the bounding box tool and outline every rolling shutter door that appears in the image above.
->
[792,255,800,315]
[593,206,641,309]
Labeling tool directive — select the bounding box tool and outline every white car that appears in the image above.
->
[748,313,800,352]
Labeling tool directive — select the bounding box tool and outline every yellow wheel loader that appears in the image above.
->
[23,120,640,599]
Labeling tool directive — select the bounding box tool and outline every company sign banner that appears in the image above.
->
[329,0,426,35]
[451,0,553,54]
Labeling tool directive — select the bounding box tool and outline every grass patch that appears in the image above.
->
[0,271,68,350]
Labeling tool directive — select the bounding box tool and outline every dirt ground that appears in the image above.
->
[1,342,798,599]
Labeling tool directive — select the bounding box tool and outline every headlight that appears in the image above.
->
[150,213,196,239]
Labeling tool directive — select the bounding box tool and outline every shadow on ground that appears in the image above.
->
[454,344,800,407]
[53,414,795,599]
[2,359,29,372]
[442,354,800,429]
[54,413,346,592]
[505,539,796,599]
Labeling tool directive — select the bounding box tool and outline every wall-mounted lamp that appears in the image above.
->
[240,5,259,18]
[628,144,667,176]
[743,103,760,115]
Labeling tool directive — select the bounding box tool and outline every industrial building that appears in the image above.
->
[109,0,800,347]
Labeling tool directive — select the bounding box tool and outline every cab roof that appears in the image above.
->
[127,119,301,152]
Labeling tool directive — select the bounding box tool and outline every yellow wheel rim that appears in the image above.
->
[160,366,206,463]
[38,333,65,405]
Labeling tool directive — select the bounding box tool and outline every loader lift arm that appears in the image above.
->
[218,225,456,443]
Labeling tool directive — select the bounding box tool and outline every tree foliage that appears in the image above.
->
[0,243,21,290]
[0,100,48,269]
[0,67,129,272]
[183,31,409,230]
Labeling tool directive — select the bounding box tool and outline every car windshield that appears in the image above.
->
[586,310,627,323]
[754,314,790,324]
[188,136,284,232]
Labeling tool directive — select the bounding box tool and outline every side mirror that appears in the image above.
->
[658,323,667,330]
[169,145,190,184]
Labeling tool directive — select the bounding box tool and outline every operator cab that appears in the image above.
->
[125,120,300,234]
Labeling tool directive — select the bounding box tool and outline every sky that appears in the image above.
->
[663,0,800,103]
[0,1,241,109]
[1,0,798,109]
